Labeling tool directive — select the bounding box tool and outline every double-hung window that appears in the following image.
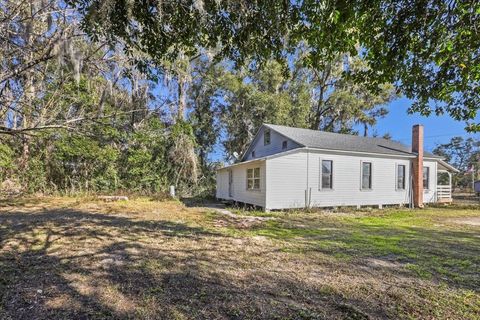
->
[321,160,333,189]
[423,166,430,190]
[397,164,406,190]
[361,162,372,190]
[247,168,260,190]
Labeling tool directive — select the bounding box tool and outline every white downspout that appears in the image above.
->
[409,161,414,208]
[305,148,310,208]
[449,171,452,200]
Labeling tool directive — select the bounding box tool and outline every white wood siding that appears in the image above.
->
[243,126,300,161]
[216,160,266,207]
[265,150,412,210]
[423,160,437,203]
[216,170,230,199]
[265,151,308,209]
[217,149,441,210]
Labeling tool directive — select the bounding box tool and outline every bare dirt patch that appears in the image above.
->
[448,217,480,226]
[364,257,407,269]
[211,207,274,229]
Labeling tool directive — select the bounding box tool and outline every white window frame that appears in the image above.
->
[423,166,430,190]
[246,168,261,191]
[319,159,334,190]
[360,161,373,190]
[396,163,406,190]
[264,129,271,145]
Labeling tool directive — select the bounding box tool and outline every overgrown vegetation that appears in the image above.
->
[1,2,479,197]
[0,1,402,196]
[70,0,480,131]
[0,197,478,319]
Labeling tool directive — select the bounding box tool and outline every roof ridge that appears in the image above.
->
[264,123,404,144]
[263,123,442,158]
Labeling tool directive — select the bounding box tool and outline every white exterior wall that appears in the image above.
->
[216,169,230,200]
[265,151,308,209]
[265,149,413,210]
[243,127,300,161]
[216,160,266,208]
[423,160,437,203]
[216,150,441,210]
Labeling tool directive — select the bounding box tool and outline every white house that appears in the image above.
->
[216,124,458,211]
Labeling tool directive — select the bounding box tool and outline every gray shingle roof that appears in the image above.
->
[265,124,442,158]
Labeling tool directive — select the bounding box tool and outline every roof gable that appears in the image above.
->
[241,125,300,161]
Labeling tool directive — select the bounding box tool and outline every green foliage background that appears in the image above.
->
[0,120,205,196]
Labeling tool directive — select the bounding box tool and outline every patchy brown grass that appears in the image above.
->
[0,197,479,319]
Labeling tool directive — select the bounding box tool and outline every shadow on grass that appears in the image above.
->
[0,207,370,319]
[180,196,226,209]
[0,209,223,318]
[249,217,480,291]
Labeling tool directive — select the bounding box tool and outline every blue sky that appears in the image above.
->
[209,97,480,162]
[370,98,480,152]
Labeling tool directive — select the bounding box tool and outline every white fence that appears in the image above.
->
[437,185,452,201]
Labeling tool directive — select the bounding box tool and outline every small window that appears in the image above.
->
[251,150,255,158]
[423,166,430,189]
[282,140,288,149]
[321,160,333,189]
[397,164,406,190]
[361,162,372,190]
[247,168,260,190]
[264,129,271,145]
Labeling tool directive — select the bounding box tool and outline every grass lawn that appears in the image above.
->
[0,197,479,319]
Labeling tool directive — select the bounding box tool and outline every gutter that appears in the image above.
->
[217,147,457,172]
[304,147,417,159]
[218,146,417,171]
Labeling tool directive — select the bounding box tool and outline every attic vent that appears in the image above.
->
[251,151,255,158]
[282,140,287,149]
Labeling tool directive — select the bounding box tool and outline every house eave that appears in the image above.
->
[217,146,460,175]
[303,147,417,159]
[217,158,266,170]
[437,159,460,173]
[217,146,418,171]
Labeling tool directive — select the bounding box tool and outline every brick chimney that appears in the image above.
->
[412,125,424,208]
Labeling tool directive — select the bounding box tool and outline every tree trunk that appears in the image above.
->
[19,2,36,170]
[309,66,331,131]
[177,76,187,121]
